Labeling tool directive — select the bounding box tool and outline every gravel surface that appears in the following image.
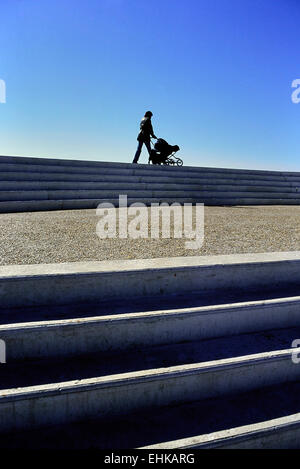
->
[1,205,300,266]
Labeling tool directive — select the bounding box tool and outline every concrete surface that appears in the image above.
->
[2,156,300,213]
[0,252,300,447]
[0,348,298,433]
[1,251,300,308]
[141,412,300,449]
[2,293,300,361]
[2,205,300,266]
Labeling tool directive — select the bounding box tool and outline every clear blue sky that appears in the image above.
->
[0,0,299,170]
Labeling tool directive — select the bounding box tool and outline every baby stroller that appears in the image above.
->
[148,138,183,166]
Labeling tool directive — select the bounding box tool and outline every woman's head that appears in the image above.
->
[144,111,153,118]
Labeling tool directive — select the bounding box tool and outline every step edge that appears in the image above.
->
[0,349,293,402]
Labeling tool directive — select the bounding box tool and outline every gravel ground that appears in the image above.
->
[0,205,300,266]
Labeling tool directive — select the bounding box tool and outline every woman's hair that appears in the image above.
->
[144,111,153,117]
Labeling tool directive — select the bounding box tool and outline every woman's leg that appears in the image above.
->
[144,140,152,156]
[132,141,143,163]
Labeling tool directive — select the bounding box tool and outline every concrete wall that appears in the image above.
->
[1,156,300,212]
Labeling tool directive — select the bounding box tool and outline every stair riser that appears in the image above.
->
[1,254,300,309]
[0,352,296,433]
[2,189,300,202]
[2,298,300,361]
[0,198,201,213]
[1,197,300,213]
[0,181,299,193]
[2,156,300,179]
[1,172,300,189]
[3,162,300,183]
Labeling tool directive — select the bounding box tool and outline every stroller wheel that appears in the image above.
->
[176,158,183,167]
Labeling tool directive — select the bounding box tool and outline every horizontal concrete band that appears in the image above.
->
[2,172,300,187]
[2,155,300,178]
[2,157,300,211]
[1,198,300,214]
[0,198,198,213]
[2,161,300,183]
[141,412,300,449]
[2,189,300,202]
[0,349,296,433]
[1,252,300,308]
[2,296,300,360]
[0,181,300,192]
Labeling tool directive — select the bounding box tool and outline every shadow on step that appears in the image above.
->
[2,285,300,325]
[0,380,300,449]
[0,325,299,389]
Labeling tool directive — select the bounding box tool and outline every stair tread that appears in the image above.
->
[1,286,300,324]
[0,326,298,390]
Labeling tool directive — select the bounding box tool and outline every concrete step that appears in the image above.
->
[2,155,300,179]
[0,326,297,387]
[142,406,300,449]
[1,171,300,189]
[2,295,300,361]
[0,380,299,449]
[1,253,300,447]
[1,252,300,309]
[2,284,300,325]
[0,197,201,213]
[0,190,212,201]
[2,197,300,213]
[0,180,299,193]
[2,189,300,203]
[3,160,300,183]
[0,345,298,433]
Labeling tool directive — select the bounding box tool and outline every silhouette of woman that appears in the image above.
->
[132,111,157,163]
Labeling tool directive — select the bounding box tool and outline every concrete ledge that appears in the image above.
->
[0,197,200,213]
[2,295,300,360]
[1,172,300,187]
[1,189,300,202]
[1,252,300,308]
[0,181,299,192]
[140,412,300,449]
[2,155,300,178]
[0,155,295,174]
[2,160,300,182]
[2,197,300,214]
[0,349,297,433]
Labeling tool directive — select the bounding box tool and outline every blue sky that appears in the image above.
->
[0,0,299,170]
